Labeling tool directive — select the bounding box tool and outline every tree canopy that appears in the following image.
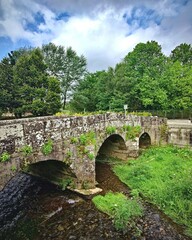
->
[0,40,191,118]
[42,43,87,109]
[71,41,192,114]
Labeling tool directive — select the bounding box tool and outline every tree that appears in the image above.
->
[71,73,98,112]
[0,58,14,115]
[170,43,192,65]
[42,43,87,109]
[13,48,61,117]
[113,41,167,110]
[161,60,192,110]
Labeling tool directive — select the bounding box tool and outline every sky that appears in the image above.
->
[0,0,192,72]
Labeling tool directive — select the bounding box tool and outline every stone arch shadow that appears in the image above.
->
[26,159,77,187]
[96,134,128,161]
[139,132,151,149]
[190,131,192,146]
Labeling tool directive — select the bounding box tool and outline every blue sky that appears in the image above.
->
[0,0,192,71]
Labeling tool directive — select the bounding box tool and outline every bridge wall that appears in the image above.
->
[167,120,192,147]
[0,113,166,190]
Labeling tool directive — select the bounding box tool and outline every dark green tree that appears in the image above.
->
[170,43,192,65]
[13,48,61,117]
[0,58,14,115]
[113,41,167,110]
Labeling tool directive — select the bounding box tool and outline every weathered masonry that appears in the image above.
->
[0,113,169,191]
[167,119,192,147]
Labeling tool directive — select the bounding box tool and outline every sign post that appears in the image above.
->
[124,104,128,117]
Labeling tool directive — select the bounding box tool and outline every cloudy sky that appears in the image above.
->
[0,0,192,71]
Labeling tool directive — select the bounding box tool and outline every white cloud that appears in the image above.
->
[0,0,192,71]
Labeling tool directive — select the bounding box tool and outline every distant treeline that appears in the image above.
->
[71,41,192,114]
[0,41,191,118]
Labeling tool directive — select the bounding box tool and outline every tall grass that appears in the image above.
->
[92,192,143,231]
[113,146,192,236]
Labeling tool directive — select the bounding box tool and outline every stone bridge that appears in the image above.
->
[0,113,176,191]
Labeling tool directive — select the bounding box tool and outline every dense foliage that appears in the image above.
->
[113,146,192,236]
[0,44,86,117]
[0,41,191,118]
[71,41,192,113]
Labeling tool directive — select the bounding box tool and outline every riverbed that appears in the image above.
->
[0,162,191,240]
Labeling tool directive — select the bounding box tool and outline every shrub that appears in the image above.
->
[0,151,11,162]
[41,139,53,155]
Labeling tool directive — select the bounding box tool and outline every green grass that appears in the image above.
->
[113,145,192,236]
[92,191,143,231]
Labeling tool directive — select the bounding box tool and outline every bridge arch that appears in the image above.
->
[139,132,151,148]
[26,159,77,188]
[190,131,192,146]
[97,134,128,160]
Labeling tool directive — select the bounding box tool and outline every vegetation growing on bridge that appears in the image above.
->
[20,145,33,157]
[0,151,11,162]
[123,125,141,140]
[106,126,116,134]
[41,139,53,156]
[113,146,192,236]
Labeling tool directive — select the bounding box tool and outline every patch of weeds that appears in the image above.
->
[59,178,72,190]
[70,137,78,144]
[123,125,141,140]
[20,145,33,157]
[11,165,17,171]
[79,131,96,146]
[106,126,116,134]
[87,152,94,160]
[79,134,87,145]
[41,139,53,155]
[0,151,11,162]
[92,191,143,231]
[66,150,72,158]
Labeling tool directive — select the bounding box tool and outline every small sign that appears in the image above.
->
[124,105,128,110]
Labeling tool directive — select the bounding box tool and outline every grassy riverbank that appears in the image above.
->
[113,146,192,236]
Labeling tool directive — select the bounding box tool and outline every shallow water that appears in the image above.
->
[0,163,191,240]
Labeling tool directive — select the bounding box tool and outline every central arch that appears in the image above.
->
[97,134,128,160]
[139,132,151,148]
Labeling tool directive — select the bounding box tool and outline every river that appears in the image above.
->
[0,162,191,240]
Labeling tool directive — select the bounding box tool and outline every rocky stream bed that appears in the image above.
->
[0,162,191,240]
